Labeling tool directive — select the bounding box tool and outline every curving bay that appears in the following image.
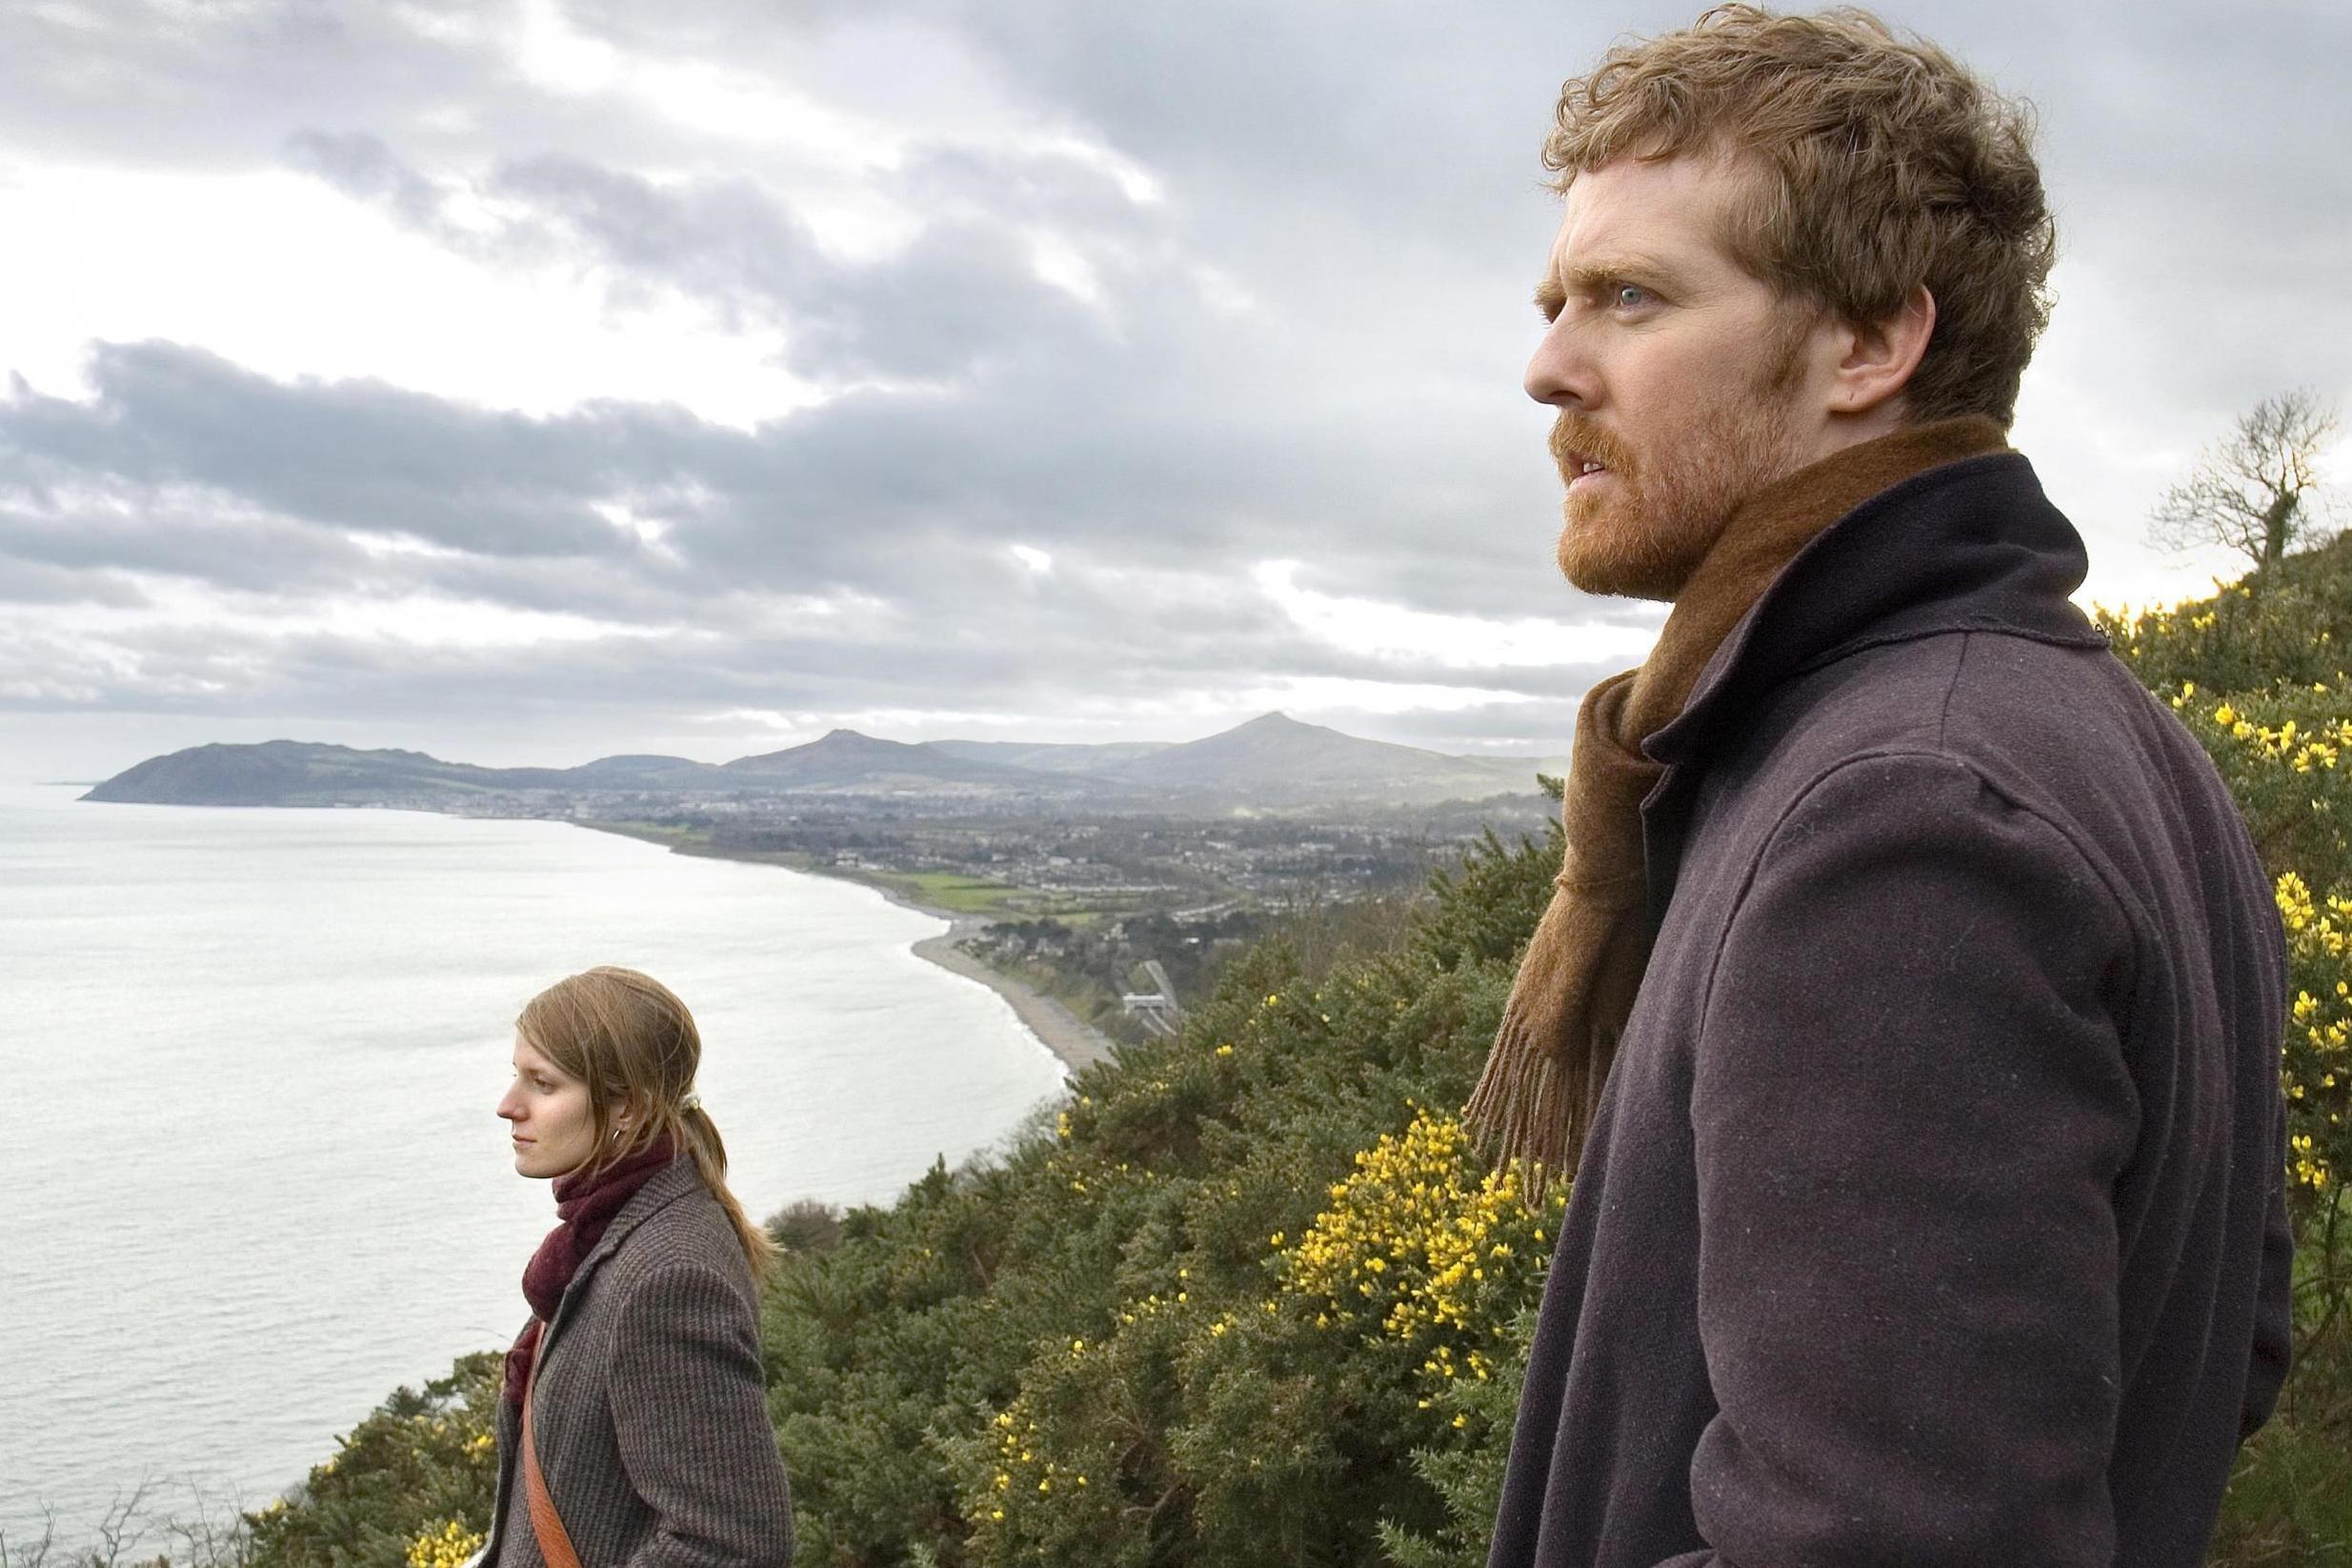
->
[0,785,1069,1542]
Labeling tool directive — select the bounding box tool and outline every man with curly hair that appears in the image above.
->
[1470,10,2294,1565]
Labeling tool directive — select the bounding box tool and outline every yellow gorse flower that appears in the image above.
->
[405,1520,485,1568]
[2275,871,2352,1190]
[1277,1109,1563,1396]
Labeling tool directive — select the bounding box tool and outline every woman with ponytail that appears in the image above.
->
[481,966,794,1568]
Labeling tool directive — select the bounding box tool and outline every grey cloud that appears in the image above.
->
[0,316,1539,611]
[1,343,653,558]
[284,129,452,234]
[0,2,487,172]
[279,130,1168,384]
[489,154,1110,380]
[0,485,388,596]
[0,557,149,608]
[6,0,2344,770]
[0,325,1727,754]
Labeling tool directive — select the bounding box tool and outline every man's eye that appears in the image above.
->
[1614,284,1652,309]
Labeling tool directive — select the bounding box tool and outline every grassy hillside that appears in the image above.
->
[233,538,2352,1568]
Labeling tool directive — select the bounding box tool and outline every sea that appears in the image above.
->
[0,784,1070,1547]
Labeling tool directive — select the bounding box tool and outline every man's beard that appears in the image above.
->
[1550,337,1811,602]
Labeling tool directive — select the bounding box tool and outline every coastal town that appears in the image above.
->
[83,717,1565,1051]
[594,794,1559,1050]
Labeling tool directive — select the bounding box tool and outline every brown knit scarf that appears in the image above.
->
[1463,416,2009,1191]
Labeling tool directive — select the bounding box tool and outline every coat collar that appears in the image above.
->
[1643,450,2106,770]
[544,1156,701,1343]
[575,1155,700,1274]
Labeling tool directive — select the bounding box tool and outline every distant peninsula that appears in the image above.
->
[80,714,1575,1070]
[82,713,1566,814]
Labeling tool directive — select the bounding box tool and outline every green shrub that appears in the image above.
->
[2105,538,2352,1565]
[245,1354,499,1568]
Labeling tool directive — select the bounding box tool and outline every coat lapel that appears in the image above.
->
[539,1158,700,1356]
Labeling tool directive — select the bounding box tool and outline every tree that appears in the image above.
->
[2149,389,2341,572]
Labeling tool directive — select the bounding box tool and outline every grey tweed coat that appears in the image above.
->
[484,1157,794,1568]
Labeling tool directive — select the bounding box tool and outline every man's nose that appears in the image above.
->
[1524,321,1594,408]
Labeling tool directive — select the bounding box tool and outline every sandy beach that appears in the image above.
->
[907,916,1115,1075]
[847,876,1115,1075]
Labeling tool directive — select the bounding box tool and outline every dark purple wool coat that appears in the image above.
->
[1488,452,2294,1568]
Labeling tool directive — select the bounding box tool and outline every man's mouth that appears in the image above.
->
[1548,415,1627,493]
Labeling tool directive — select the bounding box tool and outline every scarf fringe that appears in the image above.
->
[1463,1009,1578,1205]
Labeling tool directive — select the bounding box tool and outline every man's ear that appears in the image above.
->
[1831,285,1936,417]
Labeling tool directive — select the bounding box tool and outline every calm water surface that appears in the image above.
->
[0,785,1068,1541]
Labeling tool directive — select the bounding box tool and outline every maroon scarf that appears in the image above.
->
[503,1138,676,1404]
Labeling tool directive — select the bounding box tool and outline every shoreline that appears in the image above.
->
[848,870,1117,1076]
[583,824,1116,1077]
[906,918,1116,1077]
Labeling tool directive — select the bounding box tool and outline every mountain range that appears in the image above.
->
[83,714,1567,812]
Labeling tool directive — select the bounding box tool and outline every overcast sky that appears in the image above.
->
[2,0,2345,781]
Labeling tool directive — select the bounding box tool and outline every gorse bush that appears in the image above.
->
[2109,547,2352,1564]
[2096,529,2352,696]
[762,851,1562,1568]
[402,1520,484,1568]
[2154,680,2352,1201]
[2276,873,2351,1195]
[2165,680,2352,882]
[246,1354,499,1568]
[1280,1109,1558,1392]
[254,542,2352,1567]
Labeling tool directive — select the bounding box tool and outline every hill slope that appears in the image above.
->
[80,739,734,805]
[1110,713,1554,804]
[722,729,1055,792]
[926,738,1174,774]
[83,718,1564,810]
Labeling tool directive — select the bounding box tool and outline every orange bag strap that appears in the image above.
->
[521,1343,585,1568]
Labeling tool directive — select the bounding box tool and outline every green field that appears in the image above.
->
[582,825,1133,925]
[883,871,1118,922]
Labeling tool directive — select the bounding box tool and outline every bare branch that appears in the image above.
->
[0,1508,61,1568]
[157,1481,254,1568]
[2147,389,2342,572]
[90,1480,155,1568]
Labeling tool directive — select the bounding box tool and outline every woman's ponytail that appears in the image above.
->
[678,1104,776,1277]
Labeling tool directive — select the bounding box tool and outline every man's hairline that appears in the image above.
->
[1536,145,1818,329]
